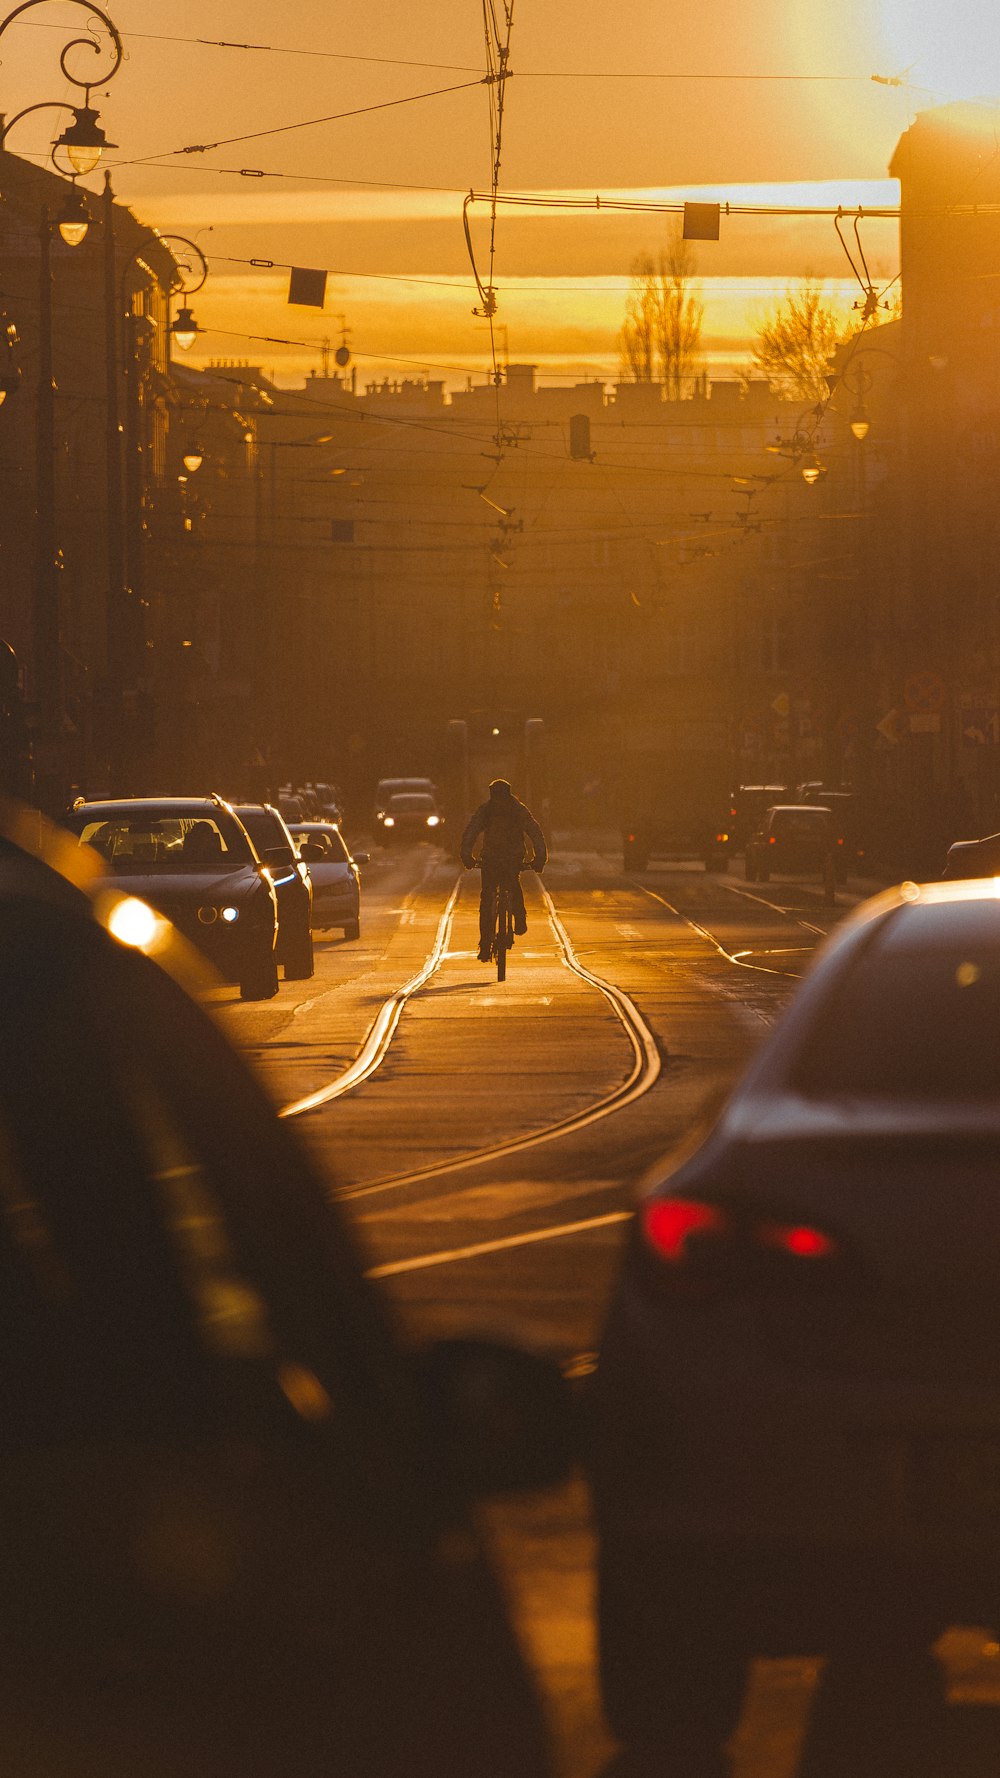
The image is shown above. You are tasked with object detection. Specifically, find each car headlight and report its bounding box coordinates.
[426,815,440,827]
[383,816,395,827]
[197,904,219,925]
[221,905,239,923]
[105,895,166,952]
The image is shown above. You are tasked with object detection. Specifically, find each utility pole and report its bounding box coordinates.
[103,170,129,791]
[32,205,63,813]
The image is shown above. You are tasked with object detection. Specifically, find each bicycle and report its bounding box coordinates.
[489,873,516,981]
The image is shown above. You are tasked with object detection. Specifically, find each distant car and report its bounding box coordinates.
[725,784,788,852]
[234,804,314,980]
[377,792,445,845]
[0,815,572,1778]
[943,831,1000,879]
[798,786,867,872]
[290,821,367,940]
[374,776,438,821]
[590,878,1000,1762]
[64,794,280,1000]
[745,803,846,884]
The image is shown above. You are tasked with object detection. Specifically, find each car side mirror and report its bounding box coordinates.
[417,1337,576,1498]
[352,851,370,866]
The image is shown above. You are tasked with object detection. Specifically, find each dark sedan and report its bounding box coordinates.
[590,880,1000,1771]
[233,802,314,979]
[65,795,280,999]
[745,802,846,884]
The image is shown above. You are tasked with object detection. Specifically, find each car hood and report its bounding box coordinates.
[98,864,262,902]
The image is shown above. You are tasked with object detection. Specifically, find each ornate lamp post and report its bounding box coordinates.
[0,0,122,809]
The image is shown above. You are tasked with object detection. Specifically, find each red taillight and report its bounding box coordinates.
[836,836,845,847]
[715,831,729,844]
[757,1222,839,1261]
[642,1197,730,1261]
[628,832,636,843]
[642,1197,842,1281]
[768,835,777,844]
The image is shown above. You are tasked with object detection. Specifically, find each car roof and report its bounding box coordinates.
[72,796,231,813]
[719,877,1000,1140]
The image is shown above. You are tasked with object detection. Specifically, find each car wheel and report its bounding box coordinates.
[343,919,360,941]
[745,858,757,882]
[598,1563,752,1758]
[239,947,279,1001]
[283,923,315,980]
[758,866,770,883]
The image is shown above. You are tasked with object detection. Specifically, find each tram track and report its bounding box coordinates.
[279,873,662,1201]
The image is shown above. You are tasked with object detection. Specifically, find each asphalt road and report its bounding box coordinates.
[213,837,1000,1778]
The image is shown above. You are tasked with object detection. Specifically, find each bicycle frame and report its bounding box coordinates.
[491,876,515,982]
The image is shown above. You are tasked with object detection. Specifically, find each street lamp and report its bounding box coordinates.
[55,181,91,246]
[0,1,122,169]
[170,305,202,351]
[0,318,20,405]
[182,443,205,474]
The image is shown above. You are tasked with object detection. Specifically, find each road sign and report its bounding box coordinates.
[875,708,906,744]
[903,670,946,715]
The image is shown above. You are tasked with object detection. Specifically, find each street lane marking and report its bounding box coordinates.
[366,1209,632,1278]
[719,879,828,935]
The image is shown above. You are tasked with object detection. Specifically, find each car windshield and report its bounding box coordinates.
[77,814,251,871]
[388,795,435,812]
[790,903,1000,1101]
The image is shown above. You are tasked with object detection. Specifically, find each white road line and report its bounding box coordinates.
[366,1209,632,1278]
[719,878,828,935]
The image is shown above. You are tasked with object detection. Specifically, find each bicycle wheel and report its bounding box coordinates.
[495,883,510,982]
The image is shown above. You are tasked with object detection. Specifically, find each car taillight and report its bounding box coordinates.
[643,1197,732,1261]
[715,831,729,844]
[641,1196,844,1287]
[768,835,777,844]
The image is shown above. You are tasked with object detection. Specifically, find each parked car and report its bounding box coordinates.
[0,811,573,1778]
[234,803,314,980]
[378,791,445,845]
[590,878,1000,1765]
[64,795,280,1000]
[745,803,846,884]
[290,821,367,939]
[942,830,1000,879]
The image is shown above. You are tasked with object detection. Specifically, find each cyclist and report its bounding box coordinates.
[460,778,548,963]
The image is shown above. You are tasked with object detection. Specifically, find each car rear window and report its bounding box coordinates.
[790,903,1000,1100]
[772,810,830,837]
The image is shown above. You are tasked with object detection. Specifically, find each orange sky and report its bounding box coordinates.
[3,1,997,386]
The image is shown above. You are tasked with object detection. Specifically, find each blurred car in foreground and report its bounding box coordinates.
[943,830,1000,879]
[65,795,280,1000]
[233,802,314,980]
[590,879,1000,1766]
[745,802,846,884]
[378,791,445,845]
[290,820,367,939]
[0,812,572,1778]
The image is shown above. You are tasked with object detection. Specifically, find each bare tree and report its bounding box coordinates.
[751,281,842,402]
[619,232,703,396]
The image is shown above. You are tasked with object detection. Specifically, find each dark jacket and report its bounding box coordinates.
[460,794,547,871]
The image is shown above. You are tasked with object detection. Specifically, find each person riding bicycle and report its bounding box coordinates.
[460,779,547,964]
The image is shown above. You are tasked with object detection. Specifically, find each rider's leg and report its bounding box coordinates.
[510,872,527,935]
[478,867,497,960]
